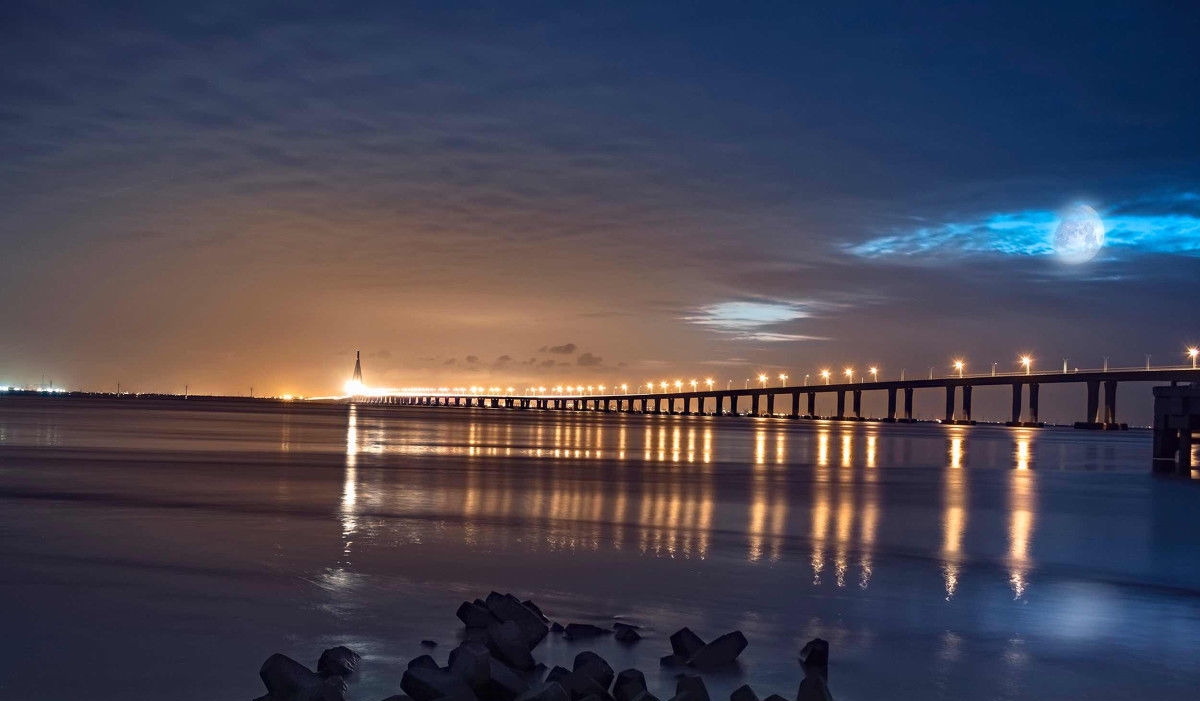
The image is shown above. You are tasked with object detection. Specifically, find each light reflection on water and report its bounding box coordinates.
[335,408,1052,598]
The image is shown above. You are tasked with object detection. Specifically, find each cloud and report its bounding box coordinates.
[465,355,479,364]
[539,359,556,368]
[576,352,602,366]
[544,343,577,354]
[844,193,1200,262]
[443,358,456,365]
[684,300,827,342]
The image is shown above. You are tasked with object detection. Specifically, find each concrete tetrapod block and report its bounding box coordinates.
[687,631,747,669]
[572,651,614,690]
[487,620,537,671]
[400,666,479,701]
[668,628,705,660]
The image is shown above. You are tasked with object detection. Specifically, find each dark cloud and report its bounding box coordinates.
[465,355,479,364]
[539,359,556,368]
[576,352,602,367]
[544,343,577,355]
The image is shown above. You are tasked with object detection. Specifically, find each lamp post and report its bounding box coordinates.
[869,366,878,382]
[1020,356,1032,375]
[778,373,788,387]
[1188,348,1198,369]
[758,374,768,389]
[821,370,831,385]
[954,360,964,378]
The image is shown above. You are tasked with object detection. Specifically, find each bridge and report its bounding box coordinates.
[372,366,1200,430]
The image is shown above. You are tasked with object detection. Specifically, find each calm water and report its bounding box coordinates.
[1,397,1198,700]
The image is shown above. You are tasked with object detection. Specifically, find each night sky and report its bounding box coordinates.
[2,1,1198,404]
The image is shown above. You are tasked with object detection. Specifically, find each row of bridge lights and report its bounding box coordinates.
[466,349,1199,396]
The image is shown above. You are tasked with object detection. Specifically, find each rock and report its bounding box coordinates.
[550,622,565,634]
[400,666,478,701]
[674,675,710,701]
[579,695,604,701]
[563,623,610,640]
[408,655,440,671]
[629,692,661,701]
[487,619,537,670]
[558,670,615,701]
[612,669,646,701]
[794,679,833,701]
[659,654,685,668]
[317,646,361,679]
[729,685,758,701]
[459,601,500,629]
[421,640,438,648]
[259,653,347,701]
[449,643,492,689]
[572,651,614,689]
[485,592,550,646]
[614,627,641,644]
[762,695,790,701]
[515,681,570,701]
[379,696,412,701]
[688,631,747,669]
[480,656,532,701]
[668,628,705,660]
[527,663,548,684]
[545,666,572,686]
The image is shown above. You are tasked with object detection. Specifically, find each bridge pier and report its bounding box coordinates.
[791,392,801,419]
[852,390,862,419]
[807,392,816,418]
[1153,384,1199,475]
[1030,383,1040,424]
[902,387,914,421]
[963,385,973,423]
[752,394,760,416]
[886,387,897,421]
[766,394,774,416]
[944,385,955,423]
[683,396,692,415]
[1076,379,1126,429]
[835,390,846,420]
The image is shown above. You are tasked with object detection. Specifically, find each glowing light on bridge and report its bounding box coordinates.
[778,373,788,386]
[869,367,878,381]
[705,378,714,390]
[1020,355,1033,375]
[821,369,831,384]
[758,374,768,388]
[953,360,965,378]
[1189,347,1199,368]
[843,368,854,381]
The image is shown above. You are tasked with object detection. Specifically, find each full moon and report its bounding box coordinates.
[1052,204,1105,264]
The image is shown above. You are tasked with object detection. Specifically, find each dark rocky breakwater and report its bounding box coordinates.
[251,593,834,701]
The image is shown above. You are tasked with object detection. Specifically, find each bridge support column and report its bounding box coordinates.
[652,397,660,414]
[1104,381,1118,425]
[683,397,692,414]
[852,390,862,419]
[903,388,914,421]
[807,392,816,418]
[962,385,973,423]
[766,394,774,416]
[1029,383,1040,425]
[944,385,956,423]
[752,394,760,416]
[791,393,801,419]
[1009,384,1023,425]
[1085,380,1101,426]
[836,391,845,419]
[886,387,897,421]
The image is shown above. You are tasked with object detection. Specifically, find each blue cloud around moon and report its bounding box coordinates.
[845,192,1200,261]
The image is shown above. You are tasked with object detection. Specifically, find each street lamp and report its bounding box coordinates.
[621,383,628,394]
[705,378,714,390]
[844,368,854,383]
[803,373,809,385]
[778,373,788,386]
[646,382,655,392]
[674,380,683,392]
[821,369,831,384]
[690,379,698,391]
[660,381,669,391]
[868,366,878,382]
[953,360,964,378]
[758,374,768,388]
[1189,347,1199,368]
[1020,355,1032,375]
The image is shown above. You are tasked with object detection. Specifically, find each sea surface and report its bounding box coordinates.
[0,396,1198,700]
